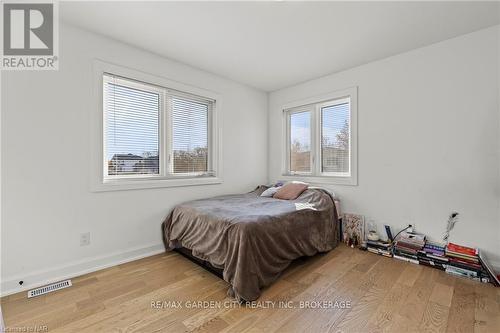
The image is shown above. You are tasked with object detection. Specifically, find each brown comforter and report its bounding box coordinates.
[162,186,339,301]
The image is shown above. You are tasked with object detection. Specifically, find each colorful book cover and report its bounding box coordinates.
[424,241,446,251]
[447,243,479,256]
[424,248,445,256]
[449,257,482,270]
[446,251,479,263]
[446,266,478,278]
[394,250,418,260]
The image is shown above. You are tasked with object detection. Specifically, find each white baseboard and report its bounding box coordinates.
[1,243,164,297]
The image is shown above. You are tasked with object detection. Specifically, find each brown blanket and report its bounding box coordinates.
[162,186,339,301]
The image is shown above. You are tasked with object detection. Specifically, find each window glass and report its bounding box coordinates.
[172,97,209,174]
[105,79,160,177]
[289,111,311,173]
[321,102,350,174]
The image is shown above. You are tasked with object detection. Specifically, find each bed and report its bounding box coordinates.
[162,185,340,301]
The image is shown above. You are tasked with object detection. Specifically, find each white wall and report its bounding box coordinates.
[497,23,500,269]
[269,26,500,268]
[497,17,500,272]
[496,22,500,270]
[0,24,268,295]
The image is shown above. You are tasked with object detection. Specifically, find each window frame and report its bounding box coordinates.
[91,60,222,192]
[282,87,358,186]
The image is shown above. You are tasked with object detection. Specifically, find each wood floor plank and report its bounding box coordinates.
[429,282,454,307]
[398,265,437,323]
[277,252,386,332]
[2,245,499,333]
[329,255,404,332]
[396,263,423,287]
[364,282,413,332]
[219,270,322,332]
[419,301,450,333]
[474,282,500,333]
[446,278,475,333]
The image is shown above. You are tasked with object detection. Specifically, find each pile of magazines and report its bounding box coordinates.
[393,231,426,264]
[363,227,499,287]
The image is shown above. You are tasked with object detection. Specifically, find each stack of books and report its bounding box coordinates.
[417,241,448,270]
[360,226,500,287]
[393,231,426,264]
[445,243,490,282]
[366,240,392,257]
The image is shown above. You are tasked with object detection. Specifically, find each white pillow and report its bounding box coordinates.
[260,186,282,197]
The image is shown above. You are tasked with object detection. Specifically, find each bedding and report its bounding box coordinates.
[273,182,308,200]
[162,185,339,301]
[260,185,282,197]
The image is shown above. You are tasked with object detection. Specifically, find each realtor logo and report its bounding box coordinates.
[1,1,58,70]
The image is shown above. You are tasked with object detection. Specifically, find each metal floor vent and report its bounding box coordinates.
[27,279,72,298]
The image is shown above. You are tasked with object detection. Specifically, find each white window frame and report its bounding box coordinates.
[91,60,223,191]
[282,87,358,186]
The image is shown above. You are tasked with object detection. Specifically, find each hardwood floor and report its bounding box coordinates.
[2,245,499,332]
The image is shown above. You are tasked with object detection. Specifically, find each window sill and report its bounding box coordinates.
[280,174,357,186]
[91,176,223,192]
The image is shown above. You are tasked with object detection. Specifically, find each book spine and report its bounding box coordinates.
[449,258,482,270]
[394,250,418,260]
[424,248,445,256]
[419,253,449,263]
[367,243,391,250]
[418,259,446,270]
[445,269,481,282]
[367,247,392,257]
[446,266,478,277]
[394,254,419,265]
[425,244,445,251]
[447,243,478,256]
[396,241,424,250]
[446,251,479,264]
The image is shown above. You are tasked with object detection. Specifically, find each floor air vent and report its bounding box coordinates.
[27,279,72,298]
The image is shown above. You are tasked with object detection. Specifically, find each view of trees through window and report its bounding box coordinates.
[289,101,350,174]
[172,97,208,174]
[290,111,311,172]
[321,102,350,173]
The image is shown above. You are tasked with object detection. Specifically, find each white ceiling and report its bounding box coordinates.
[61,1,500,92]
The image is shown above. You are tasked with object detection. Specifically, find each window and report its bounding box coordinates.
[171,96,209,174]
[290,110,311,173]
[104,75,162,178]
[96,67,221,191]
[283,88,357,185]
[321,101,350,175]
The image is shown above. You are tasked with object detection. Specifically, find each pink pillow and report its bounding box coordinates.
[273,183,308,200]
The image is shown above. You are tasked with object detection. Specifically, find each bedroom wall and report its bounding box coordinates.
[0,23,268,295]
[497,20,500,272]
[268,26,500,268]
